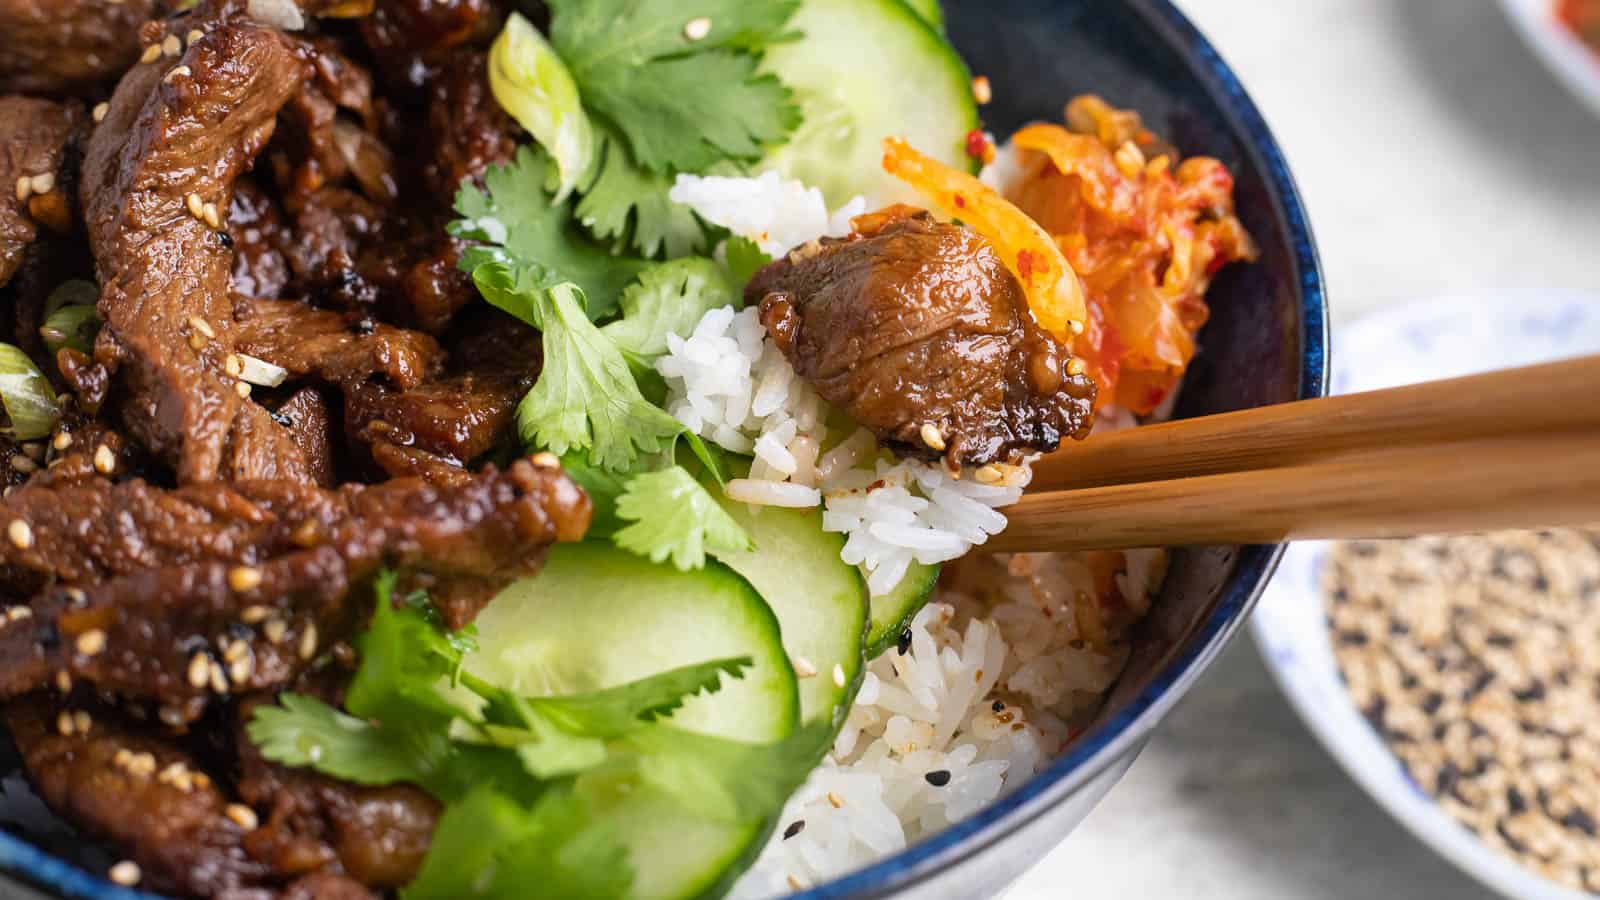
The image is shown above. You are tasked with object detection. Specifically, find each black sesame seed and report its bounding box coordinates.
[353,318,377,336]
[215,230,234,249]
[1507,787,1527,815]
[991,700,1005,712]
[896,627,912,656]
[782,820,805,840]
[924,769,951,787]
[270,411,294,428]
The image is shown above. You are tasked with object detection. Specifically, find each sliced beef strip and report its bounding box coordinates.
[271,387,338,488]
[0,97,82,290]
[358,0,505,93]
[0,459,591,715]
[423,51,519,202]
[228,179,293,299]
[4,692,277,897]
[749,208,1098,467]
[0,0,161,97]
[81,16,314,484]
[233,298,443,391]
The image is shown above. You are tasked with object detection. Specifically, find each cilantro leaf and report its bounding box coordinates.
[514,282,685,471]
[530,656,752,737]
[403,784,632,900]
[548,0,802,173]
[576,132,707,258]
[247,694,445,787]
[600,722,832,823]
[722,236,773,289]
[613,466,753,570]
[601,258,736,360]
[451,146,645,320]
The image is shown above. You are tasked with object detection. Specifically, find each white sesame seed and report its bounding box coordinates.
[264,617,287,644]
[222,639,248,663]
[185,193,205,222]
[52,431,72,451]
[208,661,227,694]
[186,28,204,45]
[223,354,242,377]
[683,16,711,40]
[298,622,317,661]
[827,791,845,808]
[16,176,31,203]
[202,202,221,230]
[1066,357,1087,377]
[920,423,946,451]
[10,455,37,474]
[30,172,55,195]
[76,629,106,657]
[93,444,115,475]
[1068,318,1085,335]
[228,566,262,592]
[7,606,31,622]
[228,654,252,686]
[158,706,184,727]
[974,465,1003,484]
[234,380,251,399]
[831,663,846,688]
[65,587,86,605]
[8,519,33,549]
[54,671,70,693]
[56,710,74,736]
[73,710,92,734]
[307,744,323,762]
[530,451,560,468]
[108,860,141,886]
[788,875,806,891]
[187,652,209,688]
[139,43,161,64]
[225,803,259,831]
[241,604,271,624]
[162,34,181,57]
[163,64,191,84]
[792,656,817,678]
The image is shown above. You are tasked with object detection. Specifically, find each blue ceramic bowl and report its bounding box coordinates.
[0,1,1325,898]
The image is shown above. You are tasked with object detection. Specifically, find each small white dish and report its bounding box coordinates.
[1250,290,1600,900]
[1499,0,1600,119]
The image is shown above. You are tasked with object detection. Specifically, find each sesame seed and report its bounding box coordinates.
[185,192,205,221]
[782,819,806,840]
[187,652,209,688]
[192,772,210,789]
[158,706,184,728]
[7,606,32,621]
[307,744,323,762]
[8,519,33,549]
[93,444,115,475]
[228,566,262,592]
[831,663,846,688]
[162,34,181,57]
[924,769,952,787]
[113,749,131,768]
[55,671,71,693]
[787,875,806,892]
[920,422,946,451]
[139,43,161,64]
[792,655,817,678]
[163,65,191,83]
[228,654,252,686]
[186,28,204,44]
[234,381,251,399]
[1066,357,1087,377]
[298,622,318,661]
[73,710,92,734]
[264,617,287,644]
[683,16,712,40]
[208,661,227,694]
[225,803,259,831]
[1068,319,1086,336]
[75,628,106,657]
[827,791,844,808]
[971,75,992,105]
[241,604,271,624]
[56,710,74,736]
[530,451,560,468]
[10,455,36,474]
[222,639,247,663]
[202,202,221,230]
[30,172,55,195]
[187,314,215,339]
[108,860,141,886]
[65,587,86,605]
[15,176,32,203]
[973,465,1003,484]
[223,354,242,377]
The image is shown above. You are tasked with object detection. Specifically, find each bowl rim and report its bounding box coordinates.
[0,1,1328,898]
[789,0,1329,896]
[1496,0,1600,121]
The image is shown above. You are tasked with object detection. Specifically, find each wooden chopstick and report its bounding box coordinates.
[988,431,1600,553]
[1027,355,1600,493]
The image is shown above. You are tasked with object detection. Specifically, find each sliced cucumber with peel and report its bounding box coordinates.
[864,562,941,658]
[467,544,797,900]
[759,0,978,207]
[711,493,868,729]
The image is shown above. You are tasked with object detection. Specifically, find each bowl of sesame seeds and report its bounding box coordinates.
[1252,289,1600,900]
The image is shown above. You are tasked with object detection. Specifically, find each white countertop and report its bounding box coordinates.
[1010,1,1600,897]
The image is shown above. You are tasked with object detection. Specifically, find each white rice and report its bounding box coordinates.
[664,171,1168,897]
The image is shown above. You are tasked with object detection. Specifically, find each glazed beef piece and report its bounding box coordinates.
[0,459,591,718]
[749,208,1098,467]
[233,299,444,391]
[271,387,339,487]
[359,0,505,92]
[0,0,162,97]
[0,97,82,290]
[227,180,294,299]
[424,52,520,201]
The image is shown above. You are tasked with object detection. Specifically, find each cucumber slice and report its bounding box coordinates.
[467,544,798,900]
[864,562,942,658]
[759,0,978,207]
[711,497,868,729]
[903,0,945,32]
